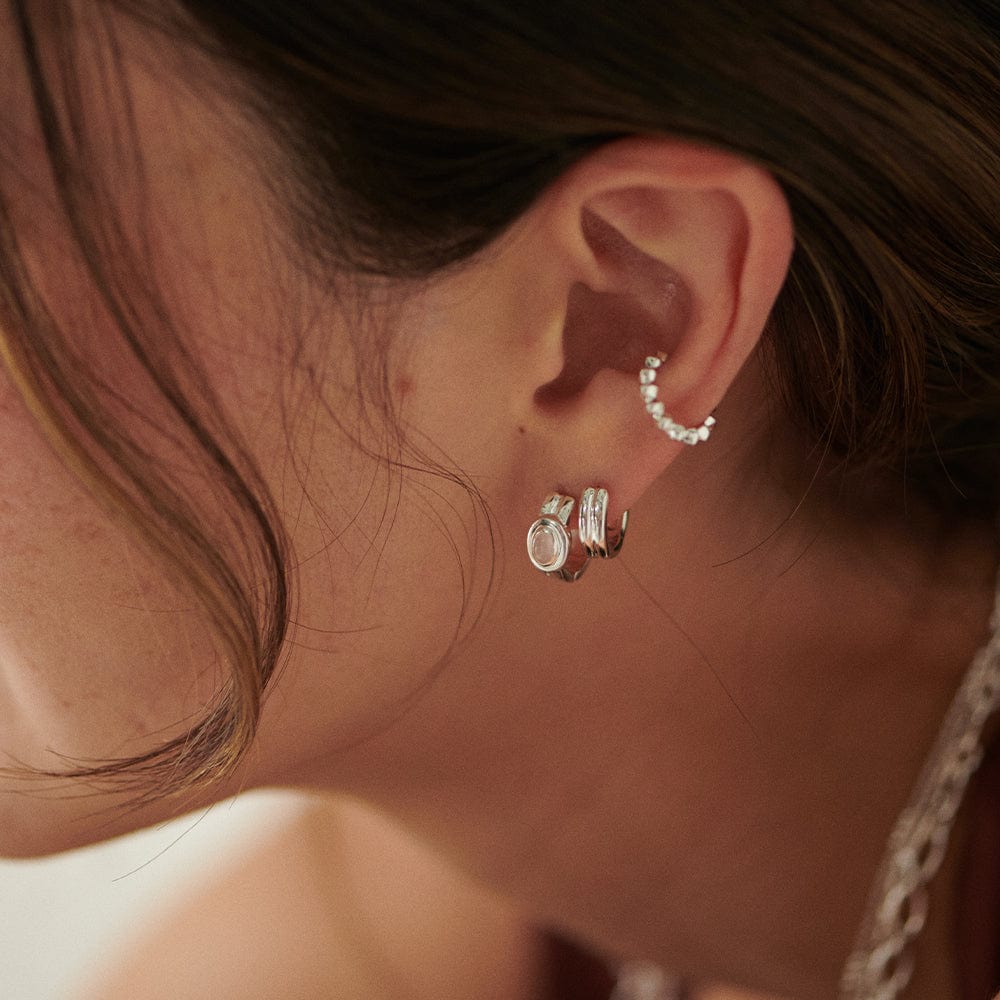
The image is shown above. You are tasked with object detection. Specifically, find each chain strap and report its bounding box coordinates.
[606,576,1000,1000]
[608,578,1000,1000]
[839,581,1000,999]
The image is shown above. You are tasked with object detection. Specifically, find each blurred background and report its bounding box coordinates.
[0,789,312,1000]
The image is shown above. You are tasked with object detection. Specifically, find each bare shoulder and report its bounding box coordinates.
[76,795,544,1000]
[75,797,360,1000]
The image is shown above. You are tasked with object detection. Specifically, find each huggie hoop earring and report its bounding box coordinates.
[526,494,589,582]
[640,353,716,445]
[579,487,629,559]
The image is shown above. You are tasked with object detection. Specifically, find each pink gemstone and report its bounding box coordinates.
[530,524,558,567]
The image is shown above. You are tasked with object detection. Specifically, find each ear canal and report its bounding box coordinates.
[535,211,692,408]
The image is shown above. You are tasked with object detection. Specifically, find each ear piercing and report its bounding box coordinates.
[526,493,589,582]
[527,489,628,582]
[579,487,628,559]
[527,352,711,580]
[640,353,716,445]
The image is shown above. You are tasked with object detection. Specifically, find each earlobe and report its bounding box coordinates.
[514,135,794,526]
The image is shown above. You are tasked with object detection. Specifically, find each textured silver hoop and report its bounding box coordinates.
[526,493,589,582]
[639,353,716,445]
[579,487,629,559]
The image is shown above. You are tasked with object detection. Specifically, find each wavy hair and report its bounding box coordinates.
[1,0,997,794]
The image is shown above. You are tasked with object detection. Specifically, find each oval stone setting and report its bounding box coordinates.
[526,517,570,572]
[531,524,558,565]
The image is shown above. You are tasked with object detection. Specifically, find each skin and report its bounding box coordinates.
[77,797,552,1000]
[1,9,997,999]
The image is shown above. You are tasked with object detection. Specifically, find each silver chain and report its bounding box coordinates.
[609,575,1000,1000]
[839,578,1000,999]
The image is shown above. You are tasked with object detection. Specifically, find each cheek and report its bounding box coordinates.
[0,386,219,771]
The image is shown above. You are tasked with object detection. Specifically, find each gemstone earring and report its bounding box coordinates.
[640,353,716,445]
[526,493,589,582]
[527,489,629,581]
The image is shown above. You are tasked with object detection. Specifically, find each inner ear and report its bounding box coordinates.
[535,209,691,406]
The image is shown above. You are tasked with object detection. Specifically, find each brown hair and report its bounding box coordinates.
[1,0,998,795]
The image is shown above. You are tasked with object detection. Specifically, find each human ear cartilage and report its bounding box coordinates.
[639,354,716,445]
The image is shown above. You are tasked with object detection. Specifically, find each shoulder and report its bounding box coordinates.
[75,795,545,1000]
[76,798,357,1000]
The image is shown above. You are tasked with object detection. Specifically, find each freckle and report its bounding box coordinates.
[518,425,526,435]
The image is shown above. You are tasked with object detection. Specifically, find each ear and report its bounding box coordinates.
[507,136,794,513]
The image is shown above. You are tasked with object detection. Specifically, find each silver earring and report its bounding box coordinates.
[526,493,589,582]
[578,487,628,559]
[639,353,716,445]
[527,489,629,581]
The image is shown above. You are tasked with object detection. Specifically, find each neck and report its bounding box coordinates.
[291,394,999,999]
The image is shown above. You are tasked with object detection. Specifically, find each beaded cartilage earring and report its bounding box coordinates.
[639,353,716,445]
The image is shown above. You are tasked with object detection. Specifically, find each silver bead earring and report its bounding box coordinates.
[640,353,716,445]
